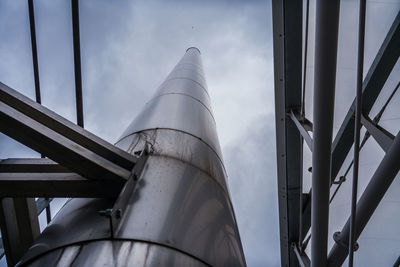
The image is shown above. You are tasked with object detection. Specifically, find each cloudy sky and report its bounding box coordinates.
[0,1,278,266]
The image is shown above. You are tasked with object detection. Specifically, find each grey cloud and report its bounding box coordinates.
[224,114,280,267]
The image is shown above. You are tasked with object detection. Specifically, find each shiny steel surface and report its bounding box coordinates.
[119,93,222,158]
[114,156,244,266]
[25,241,207,267]
[118,48,222,159]
[154,78,212,111]
[116,129,228,191]
[19,48,246,266]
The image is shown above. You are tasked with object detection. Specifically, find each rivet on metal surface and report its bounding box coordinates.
[332,175,346,185]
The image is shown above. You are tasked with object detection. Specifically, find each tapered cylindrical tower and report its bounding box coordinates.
[17,48,246,267]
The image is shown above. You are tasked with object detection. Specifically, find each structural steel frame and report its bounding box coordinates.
[273,0,400,266]
[0,1,398,266]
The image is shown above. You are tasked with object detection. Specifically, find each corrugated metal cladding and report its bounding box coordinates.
[17,48,246,267]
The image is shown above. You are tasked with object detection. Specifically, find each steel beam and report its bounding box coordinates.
[0,198,39,266]
[331,10,400,182]
[0,82,136,171]
[0,101,131,181]
[293,243,311,267]
[0,158,69,173]
[361,115,394,153]
[71,0,84,127]
[28,0,41,105]
[301,10,400,242]
[0,173,124,198]
[289,111,313,152]
[311,0,340,266]
[272,0,303,266]
[327,132,400,267]
[348,1,366,265]
[36,198,53,215]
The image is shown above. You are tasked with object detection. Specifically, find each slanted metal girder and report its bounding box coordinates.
[272,0,303,266]
[361,114,394,152]
[331,10,400,181]
[301,10,400,241]
[289,111,313,152]
[327,132,400,267]
[0,82,137,181]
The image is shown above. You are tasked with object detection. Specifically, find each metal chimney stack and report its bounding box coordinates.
[17,48,246,267]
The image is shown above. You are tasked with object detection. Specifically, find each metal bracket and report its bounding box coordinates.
[99,143,151,239]
[361,114,394,153]
[288,110,313,151]
[292,242,310,267]
[333,231,359,252]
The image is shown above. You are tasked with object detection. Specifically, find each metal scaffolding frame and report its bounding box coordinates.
[273,0,400,266]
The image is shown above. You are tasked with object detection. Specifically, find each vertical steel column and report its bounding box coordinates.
[348,0,366,266]
[71,0,84,127]
[328,132,400,267]
[311,0,340,266]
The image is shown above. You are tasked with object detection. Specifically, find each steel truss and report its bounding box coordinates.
[273,0,400,266]
[0,82,142,265]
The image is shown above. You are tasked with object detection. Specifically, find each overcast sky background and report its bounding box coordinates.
[0,1,278,266]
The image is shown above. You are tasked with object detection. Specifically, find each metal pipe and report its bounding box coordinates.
[328,132,400,267]
[71,0,84,127]
[348,0,366,266]
[311,0,340,266]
